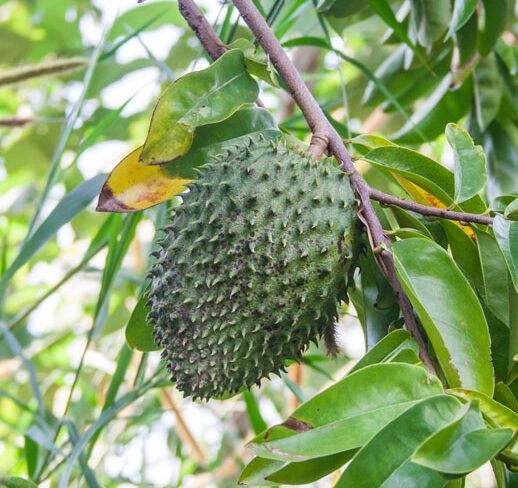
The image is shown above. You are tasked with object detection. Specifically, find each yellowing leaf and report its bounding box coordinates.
[96,147,190,213]
[394,175,475,239]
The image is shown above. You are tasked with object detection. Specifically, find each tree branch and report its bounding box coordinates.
[369,189,494,226]
[179,0,435,373]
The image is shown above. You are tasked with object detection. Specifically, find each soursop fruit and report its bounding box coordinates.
[147,137,360,400]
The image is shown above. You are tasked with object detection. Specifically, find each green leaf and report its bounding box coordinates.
[391,75,472,144]
[392,238,494,395]
[140,49,258,165]
[239,452,355,486]
[348,249,401,348]
[413,400,513,475]
[440,219,483,290]
[363,146,487,215]
[495,382,518,413]
[266,451,355,484]
[248,363,443,461]
[505,198,518,220]
[447,0,479,37]
[0,477,38,488]
[125,293,158,352]
[163,108,279,179]
[239,457,282,486]
[455,10,479,66]
[336,395,462,487]
[242,390,267,435]
[409,0,452,46]
[493,216,518,293]
[479,0,508,57]
[226,38,278,86]
[446,123,487,203]
[476,228,511,324]
[0,174,106,294]
[389,206,433,238]
[473,53,503,131]
[349,329,420,374]
[449,389,518,463]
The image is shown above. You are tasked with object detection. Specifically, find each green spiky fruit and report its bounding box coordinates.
[147,137,360,400]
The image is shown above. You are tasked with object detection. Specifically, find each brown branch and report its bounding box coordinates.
[231,0,435,373]
[179,0,435,373]
[370,189,494,226]
[0,58,88,87]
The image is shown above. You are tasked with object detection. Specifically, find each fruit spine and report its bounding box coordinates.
[147,136,359,400]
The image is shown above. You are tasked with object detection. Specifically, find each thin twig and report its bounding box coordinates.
[370,189,494,226]
[0,58,88,87]
[178,0,435,372]
[231,0,435,373]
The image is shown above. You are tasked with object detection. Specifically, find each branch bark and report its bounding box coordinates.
[369,189,494,226]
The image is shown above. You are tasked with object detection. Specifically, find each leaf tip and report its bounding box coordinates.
[96,184,133,213]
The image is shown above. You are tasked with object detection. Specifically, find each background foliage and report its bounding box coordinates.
[0,0,517,487]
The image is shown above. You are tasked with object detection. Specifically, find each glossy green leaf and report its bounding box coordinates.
[348,250,401,349]
[413,400,513,474]
[479,0,508,57]
[226,38,278,86]
[140,49,258,165]
[476,228,511,324]
[336,395,462,487]
[351,134,396,150]
[363,145,487,214]
[266,451,355,484]
[0,174,106,294]
[239,451,354,486]
[242,390,267,435]
[388,228,430,239]
[162,108,279,179]
[449,389,518,463]
[389,206,433,238]
[440,219,483,290]
[493,215,518,293]
[455,10,479,67]
[409,0,451,46]
[391,75,472,144]
[493,196,518,212]
[239,457,282,486]
[446,123,487,203]
[125,293,158,352]
[473,53,503,131]
[447,0,479,36]
[248,363,443,461]
[392,238,494,395]
[349,329,420,374]
[0,477,38,488]
[505,199,518,220]
[495,382,518,413]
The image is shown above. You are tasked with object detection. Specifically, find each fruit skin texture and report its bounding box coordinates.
[147,137,360,400]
